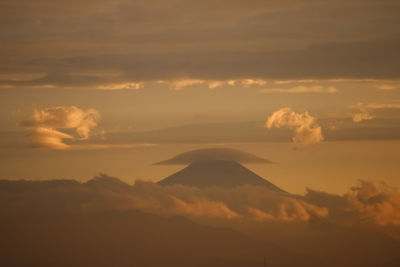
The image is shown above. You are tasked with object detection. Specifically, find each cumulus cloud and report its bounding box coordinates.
[265,107,323,147]
[20,106,100,149]
[154,147,273,165]
[260,85,337,94]
[346,181,400,226]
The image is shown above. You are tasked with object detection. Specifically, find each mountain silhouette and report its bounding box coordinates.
[158,160,284,192]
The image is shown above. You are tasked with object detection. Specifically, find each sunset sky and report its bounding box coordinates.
[1,0,400,194]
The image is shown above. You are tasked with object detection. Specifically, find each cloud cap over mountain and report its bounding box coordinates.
[154,147,273,165]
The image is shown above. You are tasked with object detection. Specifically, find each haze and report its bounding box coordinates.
[1,0,400,266]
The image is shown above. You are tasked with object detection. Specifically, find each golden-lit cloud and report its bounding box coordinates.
[5,174,400,227]
[260,85,337,94]
[27,127,74,150]
[158,79,205,90]
[352,109,374,123]
[248,198,328,222]
[265,107,323,147]
[240,79,267,87]
[97,82,143,90]
[156,78,268,90]
[169,195,240,219]
[346,181,400,226]
[207,81,224,89]
[377,84,398,91]
[20,106,100,149]
[351,102,400,123]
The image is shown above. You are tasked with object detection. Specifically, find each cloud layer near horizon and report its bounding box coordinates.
[2,175,400,266]
[1,175,400,229]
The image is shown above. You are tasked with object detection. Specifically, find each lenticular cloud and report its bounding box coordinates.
[20,106,100,149]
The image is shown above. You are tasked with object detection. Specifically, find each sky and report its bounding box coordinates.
[1,0,400,194]
[1,2,400,266]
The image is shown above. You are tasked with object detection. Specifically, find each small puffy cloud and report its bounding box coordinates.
[20,106,100,149]
[154,147,273,165]
[260,85,337,94]
[352,109,374,123]
[265,107,323,147]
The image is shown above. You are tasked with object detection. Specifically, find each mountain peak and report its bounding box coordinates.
[158,159,284,192]
[154,147,273,165]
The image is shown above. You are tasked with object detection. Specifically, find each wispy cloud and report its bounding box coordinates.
[377,84,398,91]
[351,102,400,123]
[260,85,337,94]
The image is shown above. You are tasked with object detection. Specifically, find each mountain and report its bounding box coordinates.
[158,160,284,192]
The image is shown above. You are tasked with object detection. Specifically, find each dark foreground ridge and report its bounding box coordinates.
[158,160,284,192]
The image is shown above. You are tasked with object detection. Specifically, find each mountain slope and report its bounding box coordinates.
[158,160,284,192]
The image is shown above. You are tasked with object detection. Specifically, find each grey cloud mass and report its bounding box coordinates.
[0,0,400,89]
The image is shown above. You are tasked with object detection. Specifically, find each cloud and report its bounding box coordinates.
[240,79,268,87]
[1,176,399,267]
[155,79,268,90]
[346,181,400,226]
[248,198,328,222]
[154,147,273,165]
[158,79,205,90]
[265,107,323,147]
[1,0,400,90]
[351,102,400,123]
[96,82,143,90]
[27,127,74,149]
[20,106,100,149]
[377,84,398,91]
[352,109,374,123]
[169,195,239,219]
[4,174,400,228]
[207,80,224,89]
[260,85,337,94]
